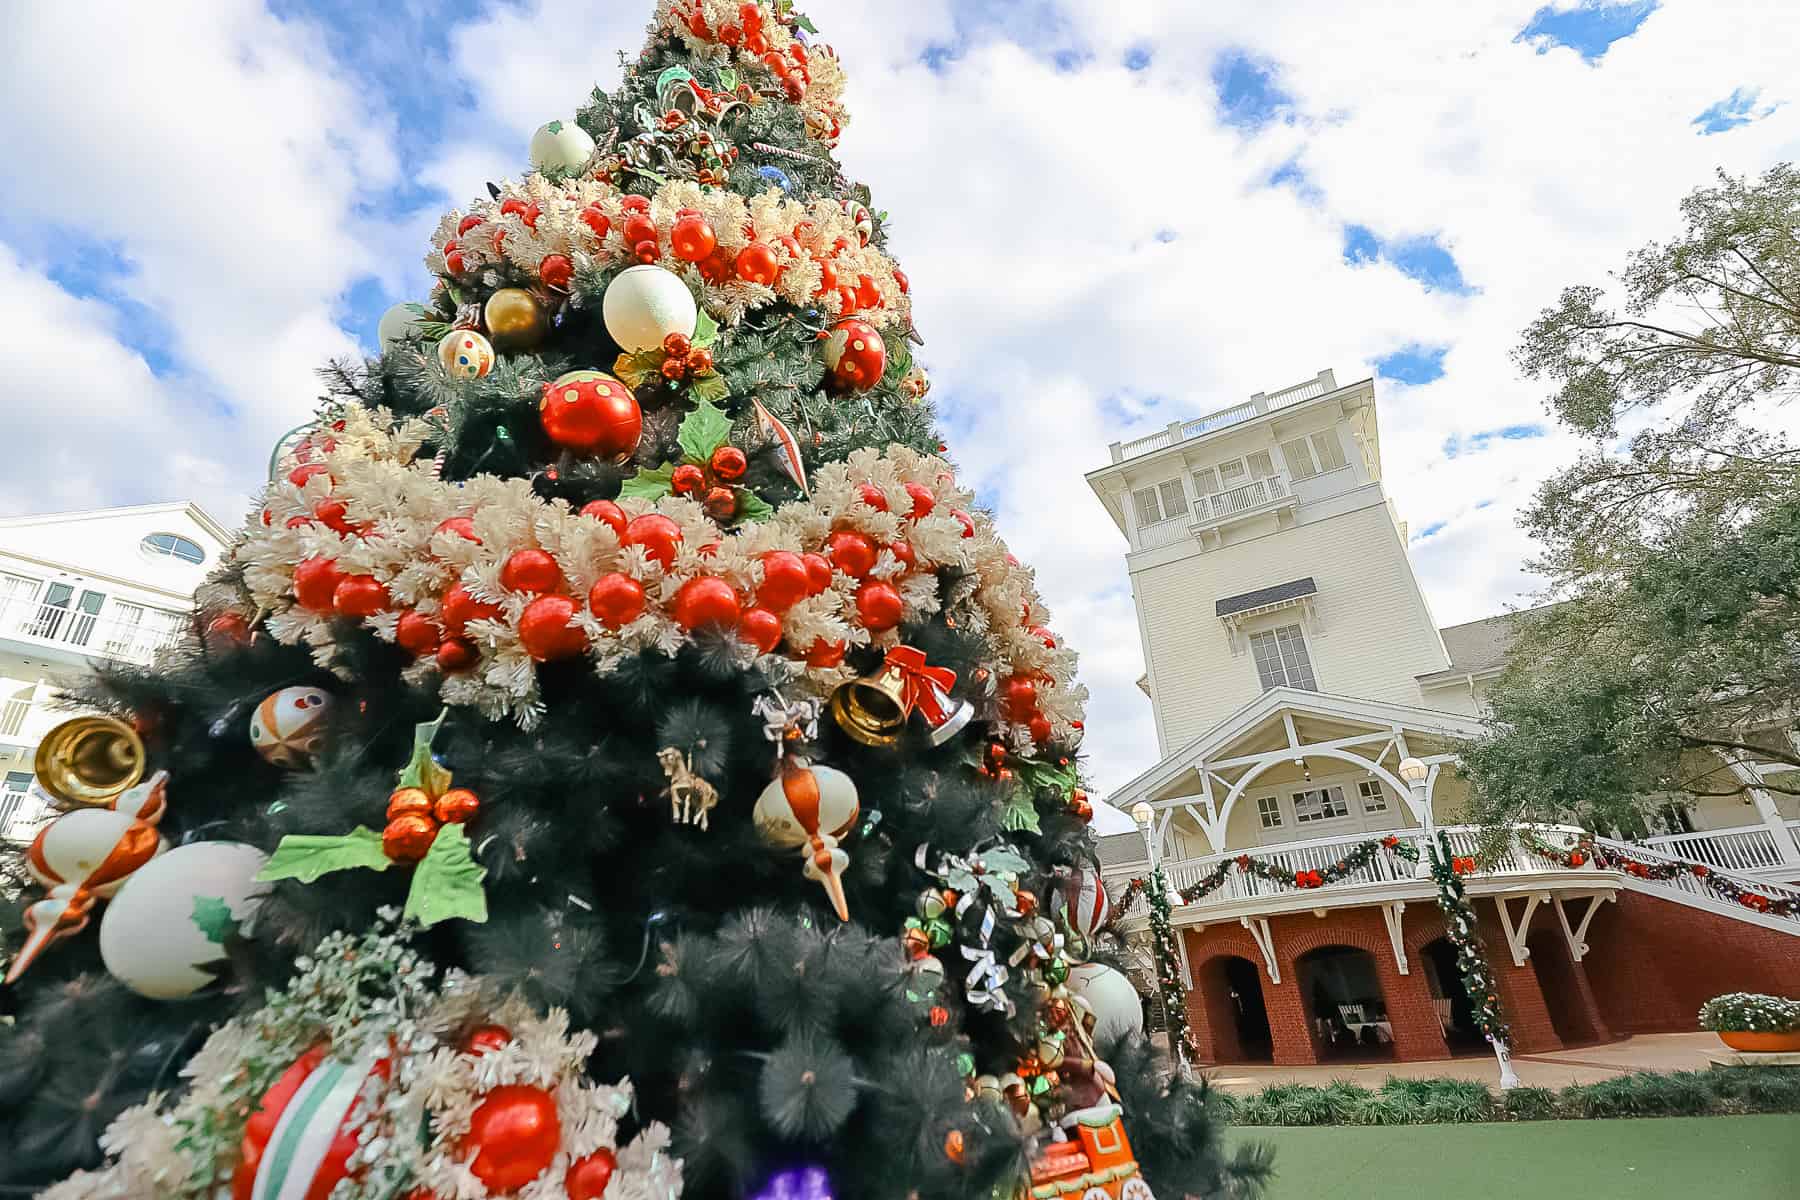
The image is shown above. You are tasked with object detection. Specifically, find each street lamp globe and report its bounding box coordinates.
[1130,801,1155,828]
[1398,756,1429,785]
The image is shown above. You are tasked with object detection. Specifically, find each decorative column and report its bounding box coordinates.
[1132,802,1194,1066]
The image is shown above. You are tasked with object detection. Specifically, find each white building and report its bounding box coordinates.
[1085,370,1800,1067]
[0,503,231,842]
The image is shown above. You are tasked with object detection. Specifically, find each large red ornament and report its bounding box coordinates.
[802,552,834,593]
[623,513,683,568]
[384,813,438,863]
[579,499,629,538]
[441,584,501,636]
[857,482,888,512]
[758,551,811,611]
[294,557,344,613]
[565,1149,618,1200]
[671,576,741,631]
[518,595,587,661]
[588,573,646,628]
[856,581,904,631]
[804,638,846,668]
[464,1024,513,1055]
[313,498,356,535]
[233,1046,327,1200]
[540,371,642,459]
[1027,713,1054,744]
[333,575,389,618]
[466,1084,562,1193]
[205,611,252,649]
[827,530,877,579]
[822,318,887,392]
[738,606,783,653]
[670,215,718,262]
[500,548,563,594]
[540,254,573,291]
[904,482,935,518]
[736,241,779,285]
[395,610,442,657]
[1000,676,1039,720]
[434,516,480,544]
[436,637,478,672]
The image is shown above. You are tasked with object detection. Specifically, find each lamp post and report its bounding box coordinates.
[1132,802,1192,1065]
[1398,755,1432,843]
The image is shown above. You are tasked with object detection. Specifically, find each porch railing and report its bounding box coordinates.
[1110,371,1340,463]
[0,598,183,667]
[1639,824,1790,873]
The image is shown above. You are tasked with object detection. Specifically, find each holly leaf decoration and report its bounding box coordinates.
[692,307,720,349]
[942,865,979,896]
[734,490,775,523]
[794,12,819,33]
[396,710,452,796]
[545,119,565,134]
[404,823,488,927]
[256,828,392,884]
[677,397,733,463]
[619,464,676,501]
[998,788,1042,835]
[689,373,730,404]
[190,895,239,945]
[1013,757,1081,795]
[980,847,1033,881]
[716,68,739,94]
[614,350,663,389]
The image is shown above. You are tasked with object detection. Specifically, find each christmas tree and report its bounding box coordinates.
[0,5,1266,1198]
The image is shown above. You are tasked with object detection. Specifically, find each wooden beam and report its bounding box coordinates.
[1381,902,1409,975]
[1240,916,1281,984]
[1493,894,1544,966]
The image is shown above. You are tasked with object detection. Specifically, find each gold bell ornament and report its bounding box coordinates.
[830,646,974,748]
[34,715,145,806]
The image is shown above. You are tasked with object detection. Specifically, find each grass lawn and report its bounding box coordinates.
[1234,1114,1800,1199]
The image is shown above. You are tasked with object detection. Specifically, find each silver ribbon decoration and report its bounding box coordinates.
[960,943,1014,1016]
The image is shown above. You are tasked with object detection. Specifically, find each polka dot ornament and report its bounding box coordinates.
[437,330,495,380]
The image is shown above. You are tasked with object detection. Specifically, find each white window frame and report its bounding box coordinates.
[1292,785,1351,824]
[140,532,206,565]
[1357,779,1389,813]
[1255,794,1283,829]
[1249,623,1318,692]
[1131,478,1190,528]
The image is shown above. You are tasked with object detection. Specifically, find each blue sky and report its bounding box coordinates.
[3,0,1797,797]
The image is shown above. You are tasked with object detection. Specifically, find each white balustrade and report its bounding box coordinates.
[0,598,183,667]
[1134,517,1191,551]
[1588,833,1800,923]
[1640,825,1786,872]
[1113,372,1340,462]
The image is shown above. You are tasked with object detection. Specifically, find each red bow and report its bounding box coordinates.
[885,646,959,726]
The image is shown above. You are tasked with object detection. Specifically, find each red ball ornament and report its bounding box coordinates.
[888,540,916,571]
[702,486,737,520]
[313,498,355,535]
[857,482,889,512]
[288,462,331,488]
[434,787,481,824]
[814,259,838,296]
[204,612,251,648]
[685,346,713,374]
[540,371,643,460]
[663,331,692,358]
[500,548,562,594]
[737,606,783,653]
[436,637,478,672]
[579,499,628,538]
[735,242,779,285]
[565,1149,618,1200]
[441,583,501,636]
[856,273,882,309]
[293,557,344,613]
[1000,676,1039,720]
[633,240,659,264]
[710,445,747,480]
[383,813,438,863]
[855,580,904,631]
[894,267,910,294]
[620,194,651,214]
[434,516,480,544]
[623,513,683,568]
[588,572,646,628]
[903,482,935,518]
[757,551,811,611]
[1027,712,1054,743]
[671,576,741,631]
[670,215,717,262]
[332,575,388,617]
[539,254,574,290]
[671,463,706,495]
[623,214,658,247]
[518,595,587,661]
[822,318,887,392]
[827,530,878,579]
[579,205,609,239]
[802,552,834,593]
[466,1084,562,1193]
[950,509,976,538]
[804,637,847,668]
[458,214,483,236]
[464,1025,513,1055]
[500,197,528,218]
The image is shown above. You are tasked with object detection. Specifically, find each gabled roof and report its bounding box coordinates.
[0,501,234,547]
[1216,576,1316,617]
[1420,603,1560,684]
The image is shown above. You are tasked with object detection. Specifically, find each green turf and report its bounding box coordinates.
[1233,1114,1800,1199]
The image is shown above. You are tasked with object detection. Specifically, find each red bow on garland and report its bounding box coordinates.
[885,646,959,726]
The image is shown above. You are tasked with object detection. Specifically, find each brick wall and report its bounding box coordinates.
[1581,891,1800,1034]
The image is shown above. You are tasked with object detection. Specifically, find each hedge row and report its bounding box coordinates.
[1224,1067,1800,1126]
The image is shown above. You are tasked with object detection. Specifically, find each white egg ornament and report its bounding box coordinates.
[1061,864,1110,944]
[376,303,426,351]
[437,329,495,380]
[98,841,268,998]
[1068,961,1144,1047]
[249,687,333,769]
[601,264,699,354]
[528,119,597,173]
[753,760,860,922]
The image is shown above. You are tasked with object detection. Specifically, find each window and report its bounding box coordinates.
[1217,459,1248,489]
[1249,624,1318,691]
[1246,450,1277,479]
[1255,795,1283,829]
[1357,779,1389,813]
[0,772,32,835]
[1130,479,1190,527]
[1191,466,1218,496]
[141,532,206,565]
[1278,431,1349,480]
[1310,430,1347,472]
[1293,785,1350,823]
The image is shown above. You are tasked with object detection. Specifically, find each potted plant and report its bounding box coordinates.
[1698,992,1800,1052]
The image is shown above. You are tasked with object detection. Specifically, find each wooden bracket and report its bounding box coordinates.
[1240,915,1280,984]
[1552,892,1614,962]
[1493,893,1546,966]
[1382,902,1409,975]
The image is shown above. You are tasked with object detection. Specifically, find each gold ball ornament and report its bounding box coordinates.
[484,287,547,351]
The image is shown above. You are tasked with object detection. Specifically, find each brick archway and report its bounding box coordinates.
[1191,954,1272,1064]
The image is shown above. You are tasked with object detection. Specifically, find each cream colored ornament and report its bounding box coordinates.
[602,265,698,353]
[376,303,426,351]
[98,841,268,998]
[528,119,596,173]
[249,687,333,769]
[753,759,859,922]
[437,329,495,380]
[1067,961,1143,1046]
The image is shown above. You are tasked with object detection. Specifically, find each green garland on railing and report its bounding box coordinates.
[1424,834,1511,1050]
[1144,866,1195,1065]
[1521,831,1800,917]
[1114,835,1421,912]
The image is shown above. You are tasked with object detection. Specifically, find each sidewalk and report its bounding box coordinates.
[1202,1032,1729,1093]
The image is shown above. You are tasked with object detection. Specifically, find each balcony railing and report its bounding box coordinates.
[1203,475,1289,522]
[1110,370,1339,463]
[1639,824,1792,873]
[0,598,183,667]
